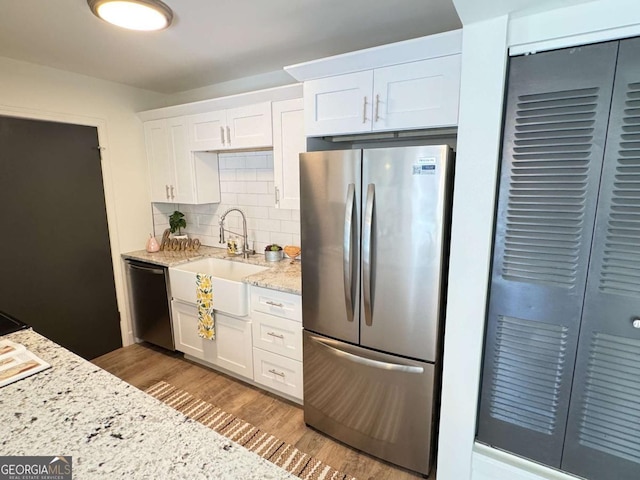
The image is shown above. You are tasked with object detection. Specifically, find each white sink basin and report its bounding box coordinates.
[169,258,268,316]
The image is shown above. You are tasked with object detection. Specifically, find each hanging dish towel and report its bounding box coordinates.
[196,273,215,340]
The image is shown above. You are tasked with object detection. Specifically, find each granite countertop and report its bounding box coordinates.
[122,247,301,295]
[1,329,296,480]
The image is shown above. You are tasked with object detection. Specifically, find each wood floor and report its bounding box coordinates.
[93,343,427,480]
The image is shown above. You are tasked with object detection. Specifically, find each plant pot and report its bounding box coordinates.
[171,234,189,241]
[265,250,283,262]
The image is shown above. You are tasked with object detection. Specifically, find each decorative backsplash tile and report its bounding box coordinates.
[152,151,300,253]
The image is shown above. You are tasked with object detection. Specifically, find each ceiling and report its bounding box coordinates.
[0,0,461,94]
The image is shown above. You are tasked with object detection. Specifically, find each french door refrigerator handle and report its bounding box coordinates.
[363,183,375,326]
[343,183,356,322]
[310,335,424,374]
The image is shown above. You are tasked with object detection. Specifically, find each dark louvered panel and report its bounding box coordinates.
[599,83,640,297]
[503,88,595,288]
[577,333,640,463]
[489,316,569,435]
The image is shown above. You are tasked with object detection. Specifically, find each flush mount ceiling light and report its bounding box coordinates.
[87,0,173,31]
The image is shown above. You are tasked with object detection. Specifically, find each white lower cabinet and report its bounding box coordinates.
[250,286,303,402]
[170,286,302,403]
[171,300,253,379]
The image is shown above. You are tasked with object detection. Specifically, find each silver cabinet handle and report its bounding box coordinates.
[267,332,285,339]
[266,300,284,308]
[633,318,640,329]
[275,186,280,205]
[362,96,367,123]
[165,185,170,200]
[343,183,356,323]
[374,94,380,122]
[268,369,285,377]
[226,125,231,145]
[220,126,225,145]
[363,183,375,326]
[310,335,424,374]
[170,185,175,200]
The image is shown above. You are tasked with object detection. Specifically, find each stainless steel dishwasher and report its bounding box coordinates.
[125,259,175,351]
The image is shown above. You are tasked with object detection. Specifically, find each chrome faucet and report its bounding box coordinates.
[219,208,255,259]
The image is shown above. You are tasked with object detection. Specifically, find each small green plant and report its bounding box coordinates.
[265,244,282,251]
[169,210,187,236]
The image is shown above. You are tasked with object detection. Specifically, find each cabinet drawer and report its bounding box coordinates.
[251,286,301,322]
[252,348,303,401]
[252,312,302,361]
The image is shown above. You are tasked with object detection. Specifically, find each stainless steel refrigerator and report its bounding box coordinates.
[300,145,453,475]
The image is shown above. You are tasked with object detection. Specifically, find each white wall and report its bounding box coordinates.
[152,151,300,252]
[0,55,169,346]
[438,1,640,479]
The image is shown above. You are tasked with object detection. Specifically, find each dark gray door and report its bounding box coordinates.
[561,37,640,480]
[477,42,618,466]
[0,116,121,359]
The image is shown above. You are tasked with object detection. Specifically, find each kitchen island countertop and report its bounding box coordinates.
[0,329,296,480]
[122,247,301,295]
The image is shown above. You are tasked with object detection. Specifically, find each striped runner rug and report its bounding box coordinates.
[145,381,357,480]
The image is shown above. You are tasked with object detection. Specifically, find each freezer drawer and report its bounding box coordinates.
[303,331,437,475]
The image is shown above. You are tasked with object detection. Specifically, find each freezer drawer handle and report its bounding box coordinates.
[343,183,356,322]
[267,331,285,339]
[363,183,375,326]
[268,368,286,377]
[311,336,424,374]
[266,301,284,308]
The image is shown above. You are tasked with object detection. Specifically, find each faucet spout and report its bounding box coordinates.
[219,208,255,259]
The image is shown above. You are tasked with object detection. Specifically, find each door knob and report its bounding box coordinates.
[633,318,640,329]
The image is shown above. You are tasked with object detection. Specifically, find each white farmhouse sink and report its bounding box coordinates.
[169,258,268,316]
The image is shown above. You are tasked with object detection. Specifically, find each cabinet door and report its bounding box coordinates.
[561,38,640,480]
[226,102,272,149]
[213,312,253,379]
[373,55,461,131]
[187,111,226,150]
[171,300,253,380]
[272,98,305,210]
[166,117,195,203]
[144,119,172,202]
[477,41,618,467]
[171,299,211,359]
[304,71,373,136]
[253,347,302,401]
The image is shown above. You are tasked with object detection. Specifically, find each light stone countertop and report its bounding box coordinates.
[122,247,301,295]
[0,329,297,480]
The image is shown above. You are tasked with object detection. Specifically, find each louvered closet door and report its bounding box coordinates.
[476,41,618,467]
[561,37,640,480]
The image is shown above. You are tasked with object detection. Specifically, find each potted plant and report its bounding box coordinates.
[264,244,283,262]
[169,210,188,239]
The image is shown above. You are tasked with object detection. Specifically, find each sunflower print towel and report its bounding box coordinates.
[196,273,215,340]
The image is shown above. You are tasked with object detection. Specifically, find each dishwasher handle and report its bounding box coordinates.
[127,262,165,275]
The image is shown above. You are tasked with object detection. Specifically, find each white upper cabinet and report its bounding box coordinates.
[144,117,221,204]
[304,71,373,136]
[304,55,461,136]
[186,102,272,151]
[373,55,461,131]
[272,98,306,210]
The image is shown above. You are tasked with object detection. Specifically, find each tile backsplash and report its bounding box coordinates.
[152,151,300,253]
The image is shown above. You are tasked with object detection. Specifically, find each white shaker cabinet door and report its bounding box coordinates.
[188,111,226,151]
[372,55,461,131]
[225,102,273,149]
[304,70,373,136]
[272,98,305,210]
[144,119,173,203]
[166,117,195,204]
